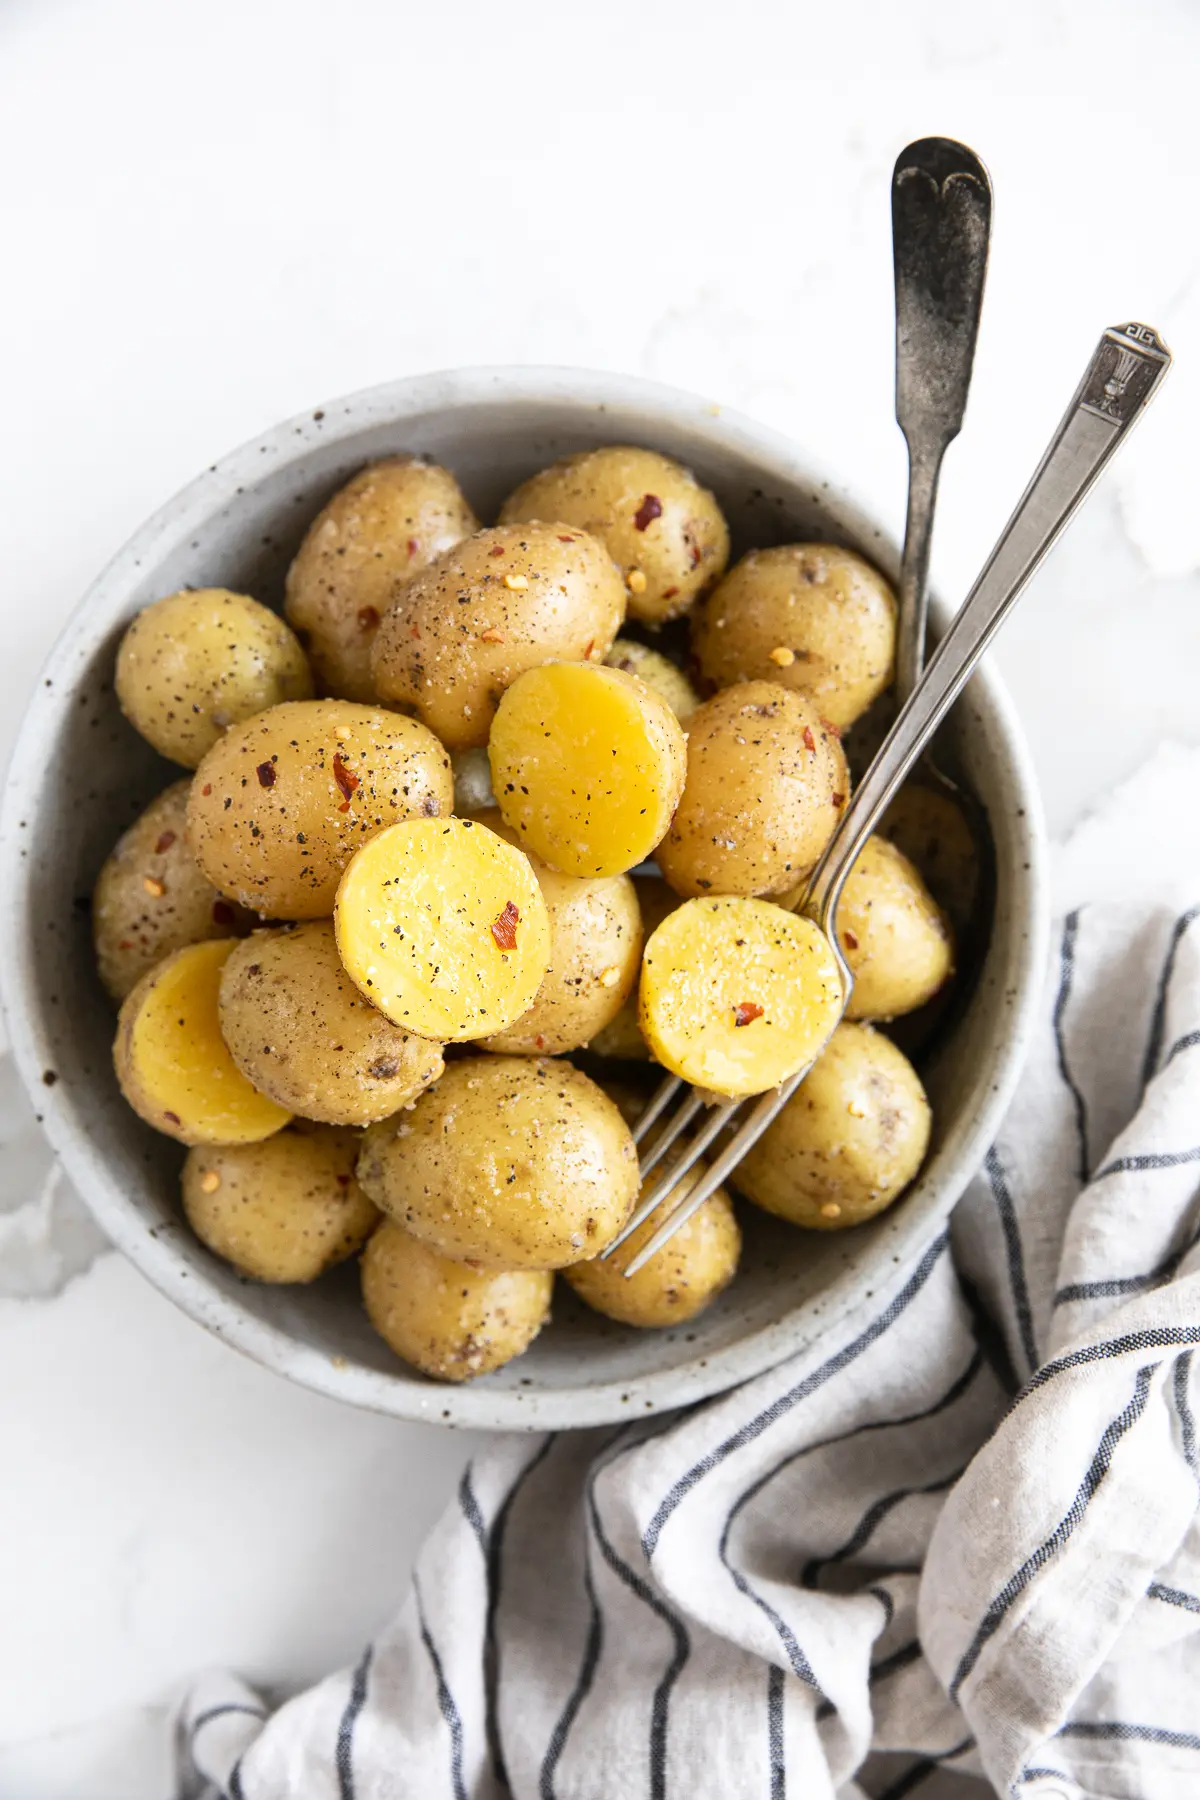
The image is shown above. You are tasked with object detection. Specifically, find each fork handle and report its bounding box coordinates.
[806,322,1171,928]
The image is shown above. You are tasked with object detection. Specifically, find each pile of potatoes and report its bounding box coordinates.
[94,444,964,1384]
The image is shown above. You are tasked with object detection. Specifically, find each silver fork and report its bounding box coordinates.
[605,320,1172,1279]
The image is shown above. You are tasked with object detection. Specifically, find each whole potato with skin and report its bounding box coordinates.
[604,638,700,722]
[362,1221,552,1382]
[499,446,729,624]
[564,1164,740,1328]
[356,1056,639,1269]
[835,835,954,1021]
[370,523,625,750]
[732,1022,931,1228]
[93,779,252,1002]
[691,545,897,730]
[187,699,453,919]
[880,781,980,938]
[588,875,681,1061]
[284,457,479,702]
[115,588,312,768]
[656,681,849,899]
[183,1123,378,1282]
[219,921,445,1125]
[470,810,643,1056]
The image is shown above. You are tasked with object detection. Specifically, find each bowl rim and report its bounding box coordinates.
[0,364,1049,1430]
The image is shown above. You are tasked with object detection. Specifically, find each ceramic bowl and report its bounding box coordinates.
[0,367,1047,1429]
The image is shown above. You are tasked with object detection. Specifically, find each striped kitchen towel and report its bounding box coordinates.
[175,900,1200,1800]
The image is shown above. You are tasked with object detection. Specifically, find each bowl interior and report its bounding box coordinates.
[0,369,1044,1428]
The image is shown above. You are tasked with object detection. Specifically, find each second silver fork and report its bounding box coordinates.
[605,320,1171,1279]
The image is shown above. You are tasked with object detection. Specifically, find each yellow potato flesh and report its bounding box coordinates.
[115,940,292,1144]
[639,896,844,1097]
[334,817,551,1042]
[489,662,685,878]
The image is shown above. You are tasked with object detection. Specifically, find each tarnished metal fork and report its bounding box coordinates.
[605,320,1171,1279]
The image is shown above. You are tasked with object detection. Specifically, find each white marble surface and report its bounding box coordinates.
[1,0,1198,1790]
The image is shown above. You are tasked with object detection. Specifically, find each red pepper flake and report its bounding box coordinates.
[584,638,595,658]
[662,585,679,601]
[201,783,212,797]
[154,830,176,854]
[164,1110,181,1126]
[557,533,575,543]
[406,537,420,557]
[117,938,134,950]
[832,792,846,807]
[490,543,506,556]
[535,1034,545,1049]
[802,726,816,752]
[336,1173,351,1186]
[687,537,702,568]
[357,605,381,631]
[333,754,359,811]
[408,623,421,640]
[633,494,663,532]
[480,627,506,643]
[256,761,276,789]
[491,900,520,950]
[820,716,843,740]
[733,1002,764,1028]
[843,928,859,951]
[212,900,236,926]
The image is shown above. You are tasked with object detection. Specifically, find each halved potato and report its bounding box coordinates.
[219,921,444,1124]
[639,896,843,1097]
[732,1021,931,1228]
[489,662,686,878]
[187,699,453,919]
[115,588,312,767]
[114,939,292,1145]
[362,1221,552,1382]
[284,457,479,702]
[335,817,551,1042]
[182,1123,378,1281]
[564,1164,740,1327]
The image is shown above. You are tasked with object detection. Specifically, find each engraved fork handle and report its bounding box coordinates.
[615,322,1170,1279]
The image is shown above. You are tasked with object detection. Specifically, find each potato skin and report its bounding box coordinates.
[588,875,681,1060]
[183,1124,378,1281]
[837,835,954,1021]
[362,1221,552,1381]
[219,921,444,1125]
[656,681,849,898]
[93,779,252,1001]
[115,588,312,767]
[691,545,897,729]
[472,811,643,1056]
[187,699,453,919]
[356,1056,639,1269]
[565,1169,740,1327]
[732,1022,931,1228]
[284,457,478,702]
[499,446,729,624]
[604,639,700,722]
[880,781,980,939]
[370,523,625,750]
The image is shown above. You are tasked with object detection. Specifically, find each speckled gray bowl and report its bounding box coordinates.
[0,367,1047,1429]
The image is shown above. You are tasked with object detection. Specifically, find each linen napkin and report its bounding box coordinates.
[170,894,1200,1800]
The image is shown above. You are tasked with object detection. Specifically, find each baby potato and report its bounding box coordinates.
[450,747,495,815]
[115,588,312,767]
[836,835,954,1021]
[182,1123,378,1281]
[655,681,849,899]
[565,1165,740,1328]
[362,1222,552,1382]
[371,523,625,750]
[640,896,844,1098]
[604,639,700,722]
[499,446,729,624]
[357,1056,638,1269]
[691,545,897,729]
[588,875,681,1060]
[732,1022,931,1228]
[470,810,642,1056]
[93,779,252,1002]
[335,817,551,1042]
[489,663,686,878]
[880,781,980,938]
[219,921,444,1125]
[187,699,453,919]
[114,939,292,1145]
[284,457,479,702]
